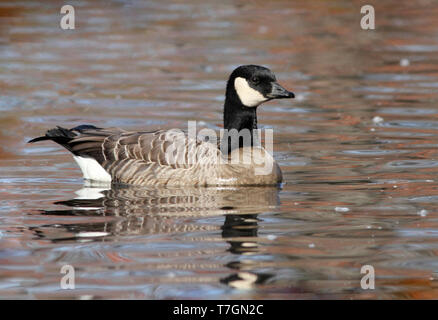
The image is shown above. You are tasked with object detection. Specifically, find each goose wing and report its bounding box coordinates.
[63,126,222,185]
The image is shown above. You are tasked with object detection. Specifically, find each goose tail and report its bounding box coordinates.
[28,126,76,151]
[28,125,100,152]
[28,126,74,142]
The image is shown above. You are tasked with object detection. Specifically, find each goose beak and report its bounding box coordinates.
[267,82,295,99]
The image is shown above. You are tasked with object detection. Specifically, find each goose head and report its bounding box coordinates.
[226,65,294,108]
[223,65,294,132]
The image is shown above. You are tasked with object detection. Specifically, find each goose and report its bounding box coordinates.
[29,65,295,186]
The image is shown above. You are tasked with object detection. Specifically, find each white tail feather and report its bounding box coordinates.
[73,156,112,182]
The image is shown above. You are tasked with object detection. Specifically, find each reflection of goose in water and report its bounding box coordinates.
[220,213,274,289]
[39,185,280,237]
[36,186,280,289]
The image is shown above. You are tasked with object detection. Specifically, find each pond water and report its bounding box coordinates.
[1,0,438,299]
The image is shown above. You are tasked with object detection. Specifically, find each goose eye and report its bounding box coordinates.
[251,76,260,84]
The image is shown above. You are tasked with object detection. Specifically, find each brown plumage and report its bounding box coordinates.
[30,126,282,186]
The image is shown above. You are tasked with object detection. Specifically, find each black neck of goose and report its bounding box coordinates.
[223,92,258,132]
[222,86,259,153]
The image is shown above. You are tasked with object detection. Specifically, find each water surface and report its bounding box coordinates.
[1,0,438,299]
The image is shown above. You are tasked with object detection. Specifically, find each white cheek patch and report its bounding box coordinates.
[73,156,112,182]
[234,77,267,107]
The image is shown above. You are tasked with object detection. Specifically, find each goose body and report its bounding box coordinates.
[29,65,294,187]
